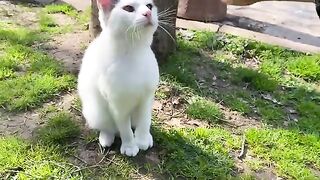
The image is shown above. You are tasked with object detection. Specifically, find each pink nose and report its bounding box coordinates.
[143,11,152,19]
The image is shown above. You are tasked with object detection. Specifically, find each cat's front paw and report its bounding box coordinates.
[120,143,139,157]
[135,133,153,150]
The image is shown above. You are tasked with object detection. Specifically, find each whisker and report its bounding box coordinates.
[158,24,176,43]
[159,19,175,24]
[158,12,177,18]
[158,7,177,15]
[159,22,174,28]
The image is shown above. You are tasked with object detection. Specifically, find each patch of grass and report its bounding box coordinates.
[37,112,80,145]
[160,42,197,88]
[244,158,265,171]
[38,105,59,118]
[0,28,41,46]
[83,131,98,144]
[222,94,251,114]
[72,96,82,111]
[294,101,320,134]
[153,126,240,178]
[246,128,320,179]
[287,55,320,81]
[77,7,91,27]
[39,12,58,29]
[186,98,223,122]
[44,4,78,17]
[297,101,320,119]
[44,3,90,28]
[260,58,283,80]
[92,156,142,179]
[232,68,278,92]
[0,74,75,111]
[0,137,82,179]
[0,28,75,111]
[0,136,143,179]
[255,99,285,125]
[38,12,72,34]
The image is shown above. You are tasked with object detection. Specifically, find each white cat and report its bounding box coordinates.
[77,0,159,157]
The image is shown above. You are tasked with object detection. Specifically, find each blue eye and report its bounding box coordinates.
[123,5,135,12]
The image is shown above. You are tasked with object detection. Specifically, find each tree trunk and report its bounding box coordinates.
[152,0,179,63]
[89,0,101,39]
[89,0,179,63]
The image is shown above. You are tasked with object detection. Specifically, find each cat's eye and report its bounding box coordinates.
[123,5,135,12]
[146,4,153,10]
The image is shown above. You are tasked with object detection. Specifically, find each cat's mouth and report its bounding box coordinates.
[141,19,155,27]
[145,21,153,26]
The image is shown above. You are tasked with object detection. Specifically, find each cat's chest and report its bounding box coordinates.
[102,57,159,93]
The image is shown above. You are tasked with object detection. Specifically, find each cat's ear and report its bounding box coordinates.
[97,0,117,10]
[97,0,111,9]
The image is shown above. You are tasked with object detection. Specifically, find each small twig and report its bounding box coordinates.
[216,24,224,33]
[105,155,116,166]
[238,134,247,160]
[71,150,111,174]
[71,105,81,113]
[72,154,88,164]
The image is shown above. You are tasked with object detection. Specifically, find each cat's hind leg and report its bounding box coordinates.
[99,130,115,147]
[81,92,115,147]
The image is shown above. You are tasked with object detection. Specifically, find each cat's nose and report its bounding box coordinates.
[143,10,152,19]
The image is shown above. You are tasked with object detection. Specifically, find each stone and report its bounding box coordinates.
[178,0,227,21]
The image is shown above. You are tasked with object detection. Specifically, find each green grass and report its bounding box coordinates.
[0,26,75,111]
[0,137,82,179]
[246,128,320,179]
[43,3,90,28]
[39,12,73,34]
[232,68,278,92]
[0,28,42,46]
[186,98,223,122]
[44,4,78,17]
[222,93,251,114]
[36,112,80,145]
[161,30,320,179]
[153,126,240,178]
[0,136,142,179]
[287,55,320,81]
[1,3,320,179]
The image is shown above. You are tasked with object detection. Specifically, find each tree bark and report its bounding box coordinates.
[89,0,102,39]
[89,0,179,63]
[152,0,179,63]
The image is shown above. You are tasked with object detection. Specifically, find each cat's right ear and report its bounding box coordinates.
[97,0,111,10]
[97,0,117,11]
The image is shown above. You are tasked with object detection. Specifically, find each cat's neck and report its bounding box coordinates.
[99,28,152,54]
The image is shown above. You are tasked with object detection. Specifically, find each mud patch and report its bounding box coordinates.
[0,111,40,139]
[47,31,90,74]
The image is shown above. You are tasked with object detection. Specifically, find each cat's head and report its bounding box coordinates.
[98,0,158,41]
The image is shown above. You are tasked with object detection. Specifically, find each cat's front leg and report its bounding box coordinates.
[109,107,139,156]
[132,97,153,151]
[115,115,139,156]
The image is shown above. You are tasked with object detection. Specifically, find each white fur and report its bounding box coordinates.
[78,0,159,156]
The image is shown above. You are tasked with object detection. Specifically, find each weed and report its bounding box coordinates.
[186,98,223,122]
[287,55,320,81]
[36,112,80,145]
